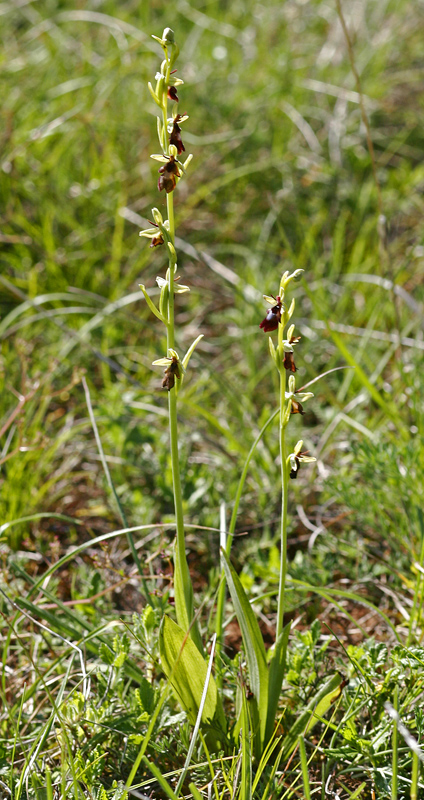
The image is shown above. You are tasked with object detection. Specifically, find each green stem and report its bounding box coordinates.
[215,409,279,685]
[166,192,194,630]
[276,315,288,639]
[163,82,201,647]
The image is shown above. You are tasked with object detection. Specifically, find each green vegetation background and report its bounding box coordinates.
[1,0,424,796]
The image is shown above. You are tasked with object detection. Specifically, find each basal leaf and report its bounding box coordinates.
[265,622,290,746]
[221,550,269,748]
[159,615,226,734]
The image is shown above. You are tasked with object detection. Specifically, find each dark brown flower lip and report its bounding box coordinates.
[169,118,185,154]
[158,154,181,193]
[290,399,304,415]
[162,357,180,391]
[146,219,165,246]
[259,296,283,332]
[283,351,297,372]
[289,449,314,479]
[168,86,179,102]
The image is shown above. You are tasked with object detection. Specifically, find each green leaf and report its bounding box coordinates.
[112,633,130,667]
[221,550,269,749]
[99,642,114,665]
[282,673,343,758]
[159,616,225,732]
[265,622,290,746]
[135,678,155,715]
[147,81,162,107]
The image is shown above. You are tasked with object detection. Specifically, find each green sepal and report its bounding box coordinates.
[139,284,167,323]
[159,278,169,319]
[147,82,162,108]
[156,117,165,151]
[181,335,204,378]
[268,336,277,367]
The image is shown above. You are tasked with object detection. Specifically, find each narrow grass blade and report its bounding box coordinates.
[0,512,82,536]
[327,329,408,439]
[338,781,367,798]
[1,589,89,701]
[289,577,400,640]
[215,409,278,683]
[411,752,419,800]
[189,785,204,800]
[125,683,171,790]
[142,756,179,800]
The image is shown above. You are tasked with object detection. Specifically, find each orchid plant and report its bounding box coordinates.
[139,27,202,653]
[138,28,339,767]
[259,270,316,637]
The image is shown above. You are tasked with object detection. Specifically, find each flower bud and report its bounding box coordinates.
[162,28,175,44]
[287,298,295,320]
[152,208,164,226]
[167,241,177,263]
